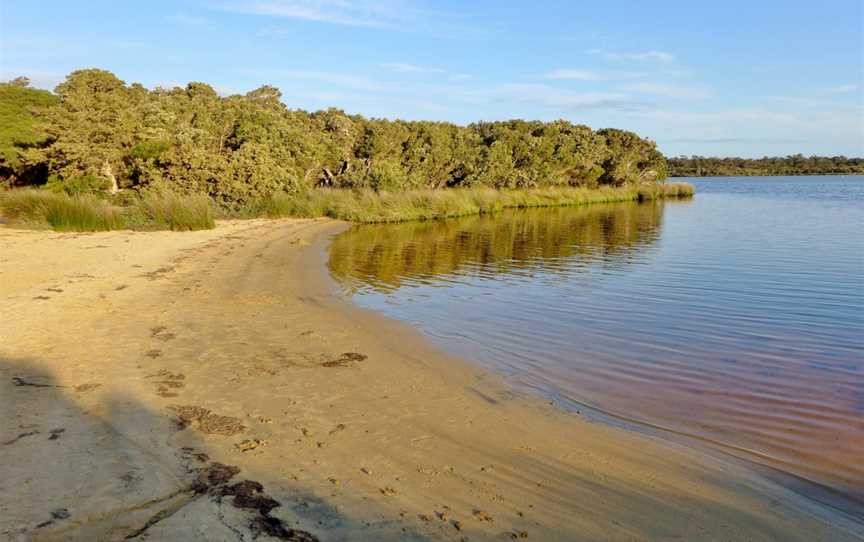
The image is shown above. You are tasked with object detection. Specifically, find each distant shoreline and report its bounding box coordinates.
[671,172,864,178]
[667,156,863,178]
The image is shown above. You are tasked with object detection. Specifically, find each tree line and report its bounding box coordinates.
[668,155,864,177]
[0,69,668,206]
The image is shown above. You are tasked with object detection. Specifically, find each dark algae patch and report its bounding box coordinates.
[322,352,367,368]
[189,460,319,541]
[221,480,280,514]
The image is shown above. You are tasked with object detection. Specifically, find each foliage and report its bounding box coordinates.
[2,69,670,204]
[44,174,112,195]
[0,78,58,185]
[668,155,864,177]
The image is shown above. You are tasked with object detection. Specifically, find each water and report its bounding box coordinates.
[328,176,864,499]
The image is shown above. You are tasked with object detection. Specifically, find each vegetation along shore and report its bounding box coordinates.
[668,155,864,177]
[0,70,692,230]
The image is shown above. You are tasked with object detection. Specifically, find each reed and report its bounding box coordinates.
[0,189,214,231]
[0,183,693,230]
[260,182,694,223]
[0,189,125,231]
[130,192,215,231]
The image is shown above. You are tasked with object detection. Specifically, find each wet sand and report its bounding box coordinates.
[0,218,860,541]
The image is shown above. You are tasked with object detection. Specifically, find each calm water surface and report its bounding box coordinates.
[329,176,864,498]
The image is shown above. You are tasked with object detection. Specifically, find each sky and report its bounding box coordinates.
[1,0,862,157]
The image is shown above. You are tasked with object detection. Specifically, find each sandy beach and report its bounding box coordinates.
[0,218,860,542]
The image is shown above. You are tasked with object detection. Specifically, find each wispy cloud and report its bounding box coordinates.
[380,62,444,74]
[633,109,799,124]
[824,84,860,94]
[497,84,642,111]
[544,69,603,81]
[661,137,807,144]
[166,13,209,26]
[589,49,675,63]
[226,1,486,37]
[243,68,389,91]
[225,0,411,28]
[621,82,710,99]
[380,62,470,81]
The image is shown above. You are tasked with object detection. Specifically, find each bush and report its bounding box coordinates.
[44,174,112,195]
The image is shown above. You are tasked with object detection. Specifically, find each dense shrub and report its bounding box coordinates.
[1,70,668,203]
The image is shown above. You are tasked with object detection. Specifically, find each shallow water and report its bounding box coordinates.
[329,176,864,499]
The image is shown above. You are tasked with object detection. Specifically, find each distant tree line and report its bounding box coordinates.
[0,69,668,206]
[668,155,864,177]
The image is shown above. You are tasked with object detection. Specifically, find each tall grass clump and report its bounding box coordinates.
[0,189,125,231]
[131,192,215,231]
[636,182,695,201]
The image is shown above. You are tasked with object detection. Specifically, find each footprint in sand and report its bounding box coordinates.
[150,326,176,342]
[74,382,101,393]
[170,405,246,436]
[146,369,185,398]
[236,439,268,452]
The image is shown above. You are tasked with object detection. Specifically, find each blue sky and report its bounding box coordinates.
[1,0,862,157]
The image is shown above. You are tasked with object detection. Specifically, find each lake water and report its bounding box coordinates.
[328,176,864,501]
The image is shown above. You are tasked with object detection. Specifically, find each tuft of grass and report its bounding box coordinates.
[0,189,125,231]
[132,192,215,231]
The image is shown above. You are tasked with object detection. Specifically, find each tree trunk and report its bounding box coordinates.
[102,161,119,194]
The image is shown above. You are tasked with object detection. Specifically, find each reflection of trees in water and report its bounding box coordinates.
[329,201,665,292]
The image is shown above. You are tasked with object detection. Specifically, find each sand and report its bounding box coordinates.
[0,218,860,541]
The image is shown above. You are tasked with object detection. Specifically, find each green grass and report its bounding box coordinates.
[0,189,214,231]
[258,182,695,223]
[0,190,125,231]
[131,192,215,231]
[0,182,693,231]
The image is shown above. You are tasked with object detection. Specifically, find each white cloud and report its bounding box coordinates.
[225,0,410,28]
[244,69,389,91]
[380,62,471,82]
[544,69,603,81]
[633,109,799,125]
[380,62,445,74]
[621,82,711,99]
[166,13,209,26]
[589,49,675,63]
[497,84,637,110]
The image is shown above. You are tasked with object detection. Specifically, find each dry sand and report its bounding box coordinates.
[0,218,861,541]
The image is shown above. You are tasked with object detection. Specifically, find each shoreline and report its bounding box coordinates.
[1,219,861,541]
